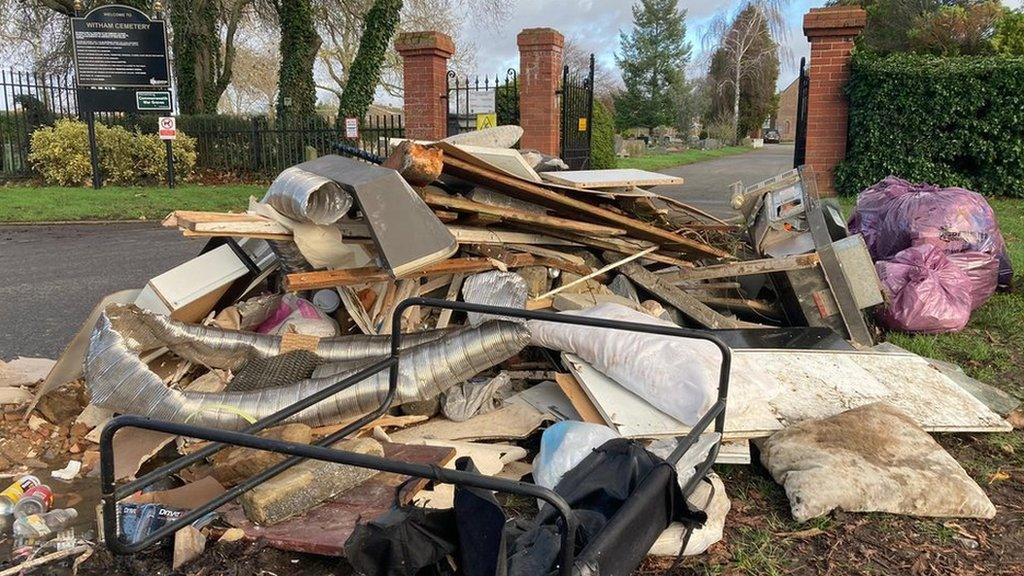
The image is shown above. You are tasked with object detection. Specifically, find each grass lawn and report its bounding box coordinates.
[616,145,754,171]
[0,184,262,222]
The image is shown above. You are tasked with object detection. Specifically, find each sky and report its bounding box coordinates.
[459,0,1024,91]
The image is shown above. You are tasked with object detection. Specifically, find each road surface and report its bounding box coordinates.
[0,145,795,359]
[654,143,795,219]
[0,222,204,360]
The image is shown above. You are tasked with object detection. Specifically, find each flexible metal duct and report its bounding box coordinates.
[263,166,354,225]
[86,310,530,430]
[105,305,450,372]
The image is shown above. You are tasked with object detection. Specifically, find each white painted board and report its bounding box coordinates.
[540,169,684,189]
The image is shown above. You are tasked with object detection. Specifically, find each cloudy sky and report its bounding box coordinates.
[459,0,1024,90]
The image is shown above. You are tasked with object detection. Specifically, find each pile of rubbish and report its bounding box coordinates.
[1,127,1018,575]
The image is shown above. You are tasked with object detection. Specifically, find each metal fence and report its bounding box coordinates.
[446,70,519,137]
[0,69,404,180]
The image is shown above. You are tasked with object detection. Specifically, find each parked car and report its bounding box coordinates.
[763,128,781,144]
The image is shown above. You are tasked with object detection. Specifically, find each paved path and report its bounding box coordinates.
[653,143,795,219]
[0,222,204,360]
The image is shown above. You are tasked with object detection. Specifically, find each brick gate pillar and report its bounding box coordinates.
[802,6,867,197]
[517,28,564,156]
[395,31,455,141]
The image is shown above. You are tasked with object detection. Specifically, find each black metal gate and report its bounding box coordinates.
[793,57,809,168]
[559,54,595,169]
[445,70,519,137]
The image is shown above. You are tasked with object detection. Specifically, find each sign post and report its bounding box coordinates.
[72,5,172,188]
[158,116,176,189]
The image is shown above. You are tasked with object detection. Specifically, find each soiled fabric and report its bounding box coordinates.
[760,402,996,522]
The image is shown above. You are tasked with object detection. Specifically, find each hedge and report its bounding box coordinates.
[590,100,616,169]
[835,52,1024,197]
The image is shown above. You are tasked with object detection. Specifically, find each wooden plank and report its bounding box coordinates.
[505,244,586,266]
[516,225,696,268]
[434,142,542,182]
[390,403,549,442]
[554,372,604,424]
[539,169,685,189]
[692,296,782,318]
[614,257,758,329]
[435,273,465,329]
[462,244,592,276]
[447,226,582,247]
[440,155,728,258]
[656,253,820,284]
[424,191,626,236]
[284,256,534,291]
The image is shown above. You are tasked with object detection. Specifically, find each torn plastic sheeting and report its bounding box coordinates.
[262,166,353,225]
[461,271,528,326]
[532,421,619,491]
[441,371,513,422]
[103,305,452,372]
[86,311,531,430]
[528,303,721,426]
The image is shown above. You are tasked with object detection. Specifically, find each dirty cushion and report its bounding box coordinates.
[759,402,996,522]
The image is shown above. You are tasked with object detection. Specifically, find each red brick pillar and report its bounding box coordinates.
[802,6,867,196]
[395,31,454,141]
[517,28,563,156]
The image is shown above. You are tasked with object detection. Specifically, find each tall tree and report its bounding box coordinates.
[613,0,691,133]
[703,1,785,143]
[337,0,402,120]
[170,0,249,115]
[832,0,1003,55]
[274,0,320,119]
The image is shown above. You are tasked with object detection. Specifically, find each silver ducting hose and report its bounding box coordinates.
[86,310,531,430]
[262,166,354,225]
[106,305,451,371]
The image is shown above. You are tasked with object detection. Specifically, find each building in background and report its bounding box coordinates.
[772,78,799,142]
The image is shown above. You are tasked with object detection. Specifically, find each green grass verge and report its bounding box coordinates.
[0,184,263,222]
[615,145,754,171]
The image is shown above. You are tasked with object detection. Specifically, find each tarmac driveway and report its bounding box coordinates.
[653,143,795,219]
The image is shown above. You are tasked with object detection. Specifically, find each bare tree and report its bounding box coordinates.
[313,0,508,105]
[219,32,279,114]
[563,37,620,100]
[701,0,789,142]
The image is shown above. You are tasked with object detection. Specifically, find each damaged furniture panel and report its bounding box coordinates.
[297,155,458,276]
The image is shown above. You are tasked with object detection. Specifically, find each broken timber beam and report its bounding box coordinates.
[440,155,730,259]
[423,191,626,237]
[518,225,695,268]
[285,254,543,291]
[610,254,762,329]
[656,253,820,284]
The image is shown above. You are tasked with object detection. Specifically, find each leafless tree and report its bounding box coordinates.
[563,37,620,100]
[219,31,279,114]
[701,0,790,141]
[313,0,509,104]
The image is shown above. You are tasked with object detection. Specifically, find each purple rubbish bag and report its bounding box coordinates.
[849,176,1012,288]
[875,245,973,334]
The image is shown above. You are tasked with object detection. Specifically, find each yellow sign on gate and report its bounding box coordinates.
[476,113,497,131]
[578,117,588,131]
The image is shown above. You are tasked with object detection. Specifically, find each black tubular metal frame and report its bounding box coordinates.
[99,298,731,576]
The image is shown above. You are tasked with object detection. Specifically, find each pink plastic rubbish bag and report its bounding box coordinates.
[875,245,973,334]
[848,176,1013,289]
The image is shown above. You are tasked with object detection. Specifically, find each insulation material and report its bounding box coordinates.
[528,304,770,426]
[875,245,972,334]
[461,271,528,327]
[759,402,996,522]
[848,176,1012,287]
[256,294,339,337]
[262,166,353,225]
[86,312,530,430]
[648,473,730,557]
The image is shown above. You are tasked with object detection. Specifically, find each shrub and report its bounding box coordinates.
[835,52,1024,198]
[590,100,616,169]
[28,119,197,186]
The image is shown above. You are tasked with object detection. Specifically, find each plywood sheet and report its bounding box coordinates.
[434,142,541,182]
[391,402,550,442]
[540,169,684,189]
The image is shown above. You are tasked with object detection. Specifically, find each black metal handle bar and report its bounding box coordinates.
[100,297,731,576]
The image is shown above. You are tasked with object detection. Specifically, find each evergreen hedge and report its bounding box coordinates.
[590,100,616,169]
[835,52,1024,197]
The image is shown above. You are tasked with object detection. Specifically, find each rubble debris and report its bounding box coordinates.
[210,424,313,486]
[381,140,444,186]
[0,357,55,388]
[759,402,997,521]
[172,525,207,570]
[240,437,385,525]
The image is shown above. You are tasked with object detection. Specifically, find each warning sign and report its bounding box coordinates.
[158,116,176,140]
[344,117,359,139]
[476,113,497,131]
[578,117,588,132]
